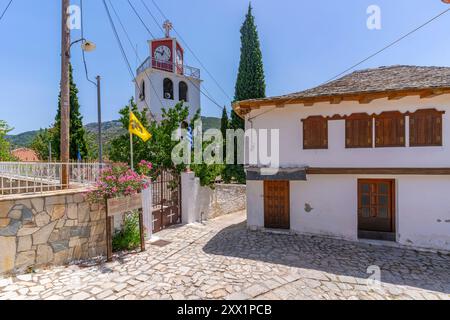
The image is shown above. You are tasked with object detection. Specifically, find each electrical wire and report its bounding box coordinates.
[108,0,163,113]
[102,0,155,118]
[0,0,13,22]
[127,0,224,112]
[249,7,450,121]
[80,0,97,86]
[325,8,450,84]
[148,0,233,102]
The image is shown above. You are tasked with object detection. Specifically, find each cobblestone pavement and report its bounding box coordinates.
[0,211,449,300]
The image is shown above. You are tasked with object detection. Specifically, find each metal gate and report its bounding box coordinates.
[151,171,181,233]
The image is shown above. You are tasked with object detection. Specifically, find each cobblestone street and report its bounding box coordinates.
[0,211,449,300]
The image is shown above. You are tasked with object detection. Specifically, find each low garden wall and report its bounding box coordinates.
[181,172,246,223]
[0,189,106,275]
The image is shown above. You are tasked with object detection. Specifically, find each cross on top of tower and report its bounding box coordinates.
[163,20,173,38]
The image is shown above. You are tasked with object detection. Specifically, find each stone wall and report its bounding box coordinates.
[0,189,106,275]
[206,184,247,219]
[181,172,246,223]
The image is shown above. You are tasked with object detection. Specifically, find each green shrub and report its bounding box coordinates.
[112,212,141,251]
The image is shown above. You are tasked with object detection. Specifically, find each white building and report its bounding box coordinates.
[233,65,450,252]
[135,22,201,121]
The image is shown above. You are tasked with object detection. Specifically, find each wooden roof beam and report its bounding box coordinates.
[358,96,375,104]
[330,97,343,105]
[420,90,444,99]
[388,93,407,100]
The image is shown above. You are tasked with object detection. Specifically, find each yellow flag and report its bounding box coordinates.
[129,112,152,142]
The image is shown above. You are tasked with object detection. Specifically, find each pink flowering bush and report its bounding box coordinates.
[87,163,151,204]
[137,160,153,176]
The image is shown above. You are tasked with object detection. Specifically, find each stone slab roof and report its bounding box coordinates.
[234,65,450,115]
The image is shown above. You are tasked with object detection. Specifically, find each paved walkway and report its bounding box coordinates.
[0,211,449,300]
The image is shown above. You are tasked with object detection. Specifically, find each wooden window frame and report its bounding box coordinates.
[302,116,328,150]
[409,109,444,147]
[345,113,373,149]
[375,111,406,148]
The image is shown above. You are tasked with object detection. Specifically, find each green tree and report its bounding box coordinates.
[30,128,56,161]
[0,120,13,161]
[220,106,229,139]
[232,2,266,126]
[228,3,266,183]
[109,99,223,186]
[52,64,89,160]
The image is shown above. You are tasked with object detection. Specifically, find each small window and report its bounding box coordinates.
[375,111,405,148]
[409,109,444,147]
[179,81,188,102]
[346,113,373,148]
[163,78,174,100]
[302,116,328,149]
[139,80,146,101]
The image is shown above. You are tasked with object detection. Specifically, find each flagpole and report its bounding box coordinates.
[129,104,134,171]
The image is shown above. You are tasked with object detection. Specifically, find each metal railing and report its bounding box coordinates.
[137,57,201,79]
[0,162,106,196]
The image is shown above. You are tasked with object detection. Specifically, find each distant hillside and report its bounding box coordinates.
[202,116,221,131]
[5,130,39,148]
[6,117,221,149]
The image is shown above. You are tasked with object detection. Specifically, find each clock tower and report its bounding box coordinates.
[135,20,201,121]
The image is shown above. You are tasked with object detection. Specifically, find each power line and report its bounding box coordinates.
[325,8,450,83]
[79,0,96,86]
[107,0,163,114]
[102,0,155,118]
[126,0,156,39]
[250,7,450,121]
[148,0,233,102]
[0,0,13,22]
[128,0,224,112]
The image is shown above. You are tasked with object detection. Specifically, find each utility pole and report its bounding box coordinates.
[96,75,103,164]
[60,0,71,188]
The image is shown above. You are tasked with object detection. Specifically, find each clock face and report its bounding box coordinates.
[176,49,183,65]
[154,45,171,62]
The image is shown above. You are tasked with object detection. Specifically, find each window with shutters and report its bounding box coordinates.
[346,113,373,148]
[302,116,328,149]
[409,109,444,147]
[375,111,406,148]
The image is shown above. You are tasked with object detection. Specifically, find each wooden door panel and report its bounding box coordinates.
[358,179,395,233]
[264,181,290,229]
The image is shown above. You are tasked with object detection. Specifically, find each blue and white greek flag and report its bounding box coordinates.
[186,127,193,149]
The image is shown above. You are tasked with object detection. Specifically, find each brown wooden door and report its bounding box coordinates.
[264,181,290,229]
[358,179,395,233]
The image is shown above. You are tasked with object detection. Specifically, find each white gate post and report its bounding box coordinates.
[141,181,153,240]
[181,171,201,224]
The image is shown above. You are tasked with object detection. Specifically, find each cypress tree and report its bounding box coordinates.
[52,64,89,160]
[220,106,229,139]
[228,3,266,183]
[231,2,266,130]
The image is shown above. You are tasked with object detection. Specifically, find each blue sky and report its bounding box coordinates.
[1,0,450,134]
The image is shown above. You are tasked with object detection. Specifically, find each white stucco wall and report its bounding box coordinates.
[396,176,450,250]
[246,175,450,251]
[246,181,264,229]
[245,94,450,168]
[135,68,201,121]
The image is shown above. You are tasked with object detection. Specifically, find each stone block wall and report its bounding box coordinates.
[0,189,106,275]
[181,172,246,224]
[207,184,247,219]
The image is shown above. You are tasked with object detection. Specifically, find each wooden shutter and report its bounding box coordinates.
[409,109,444,147]
[302,116,328,149]
[346,113,373,148]
[375,111,406,147]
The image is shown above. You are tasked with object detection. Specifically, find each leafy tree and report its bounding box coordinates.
[109,99,223,186]
[30,128,56,161]
[228,3,266,183]
[52,64,89,160]
[0,120,13,161]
